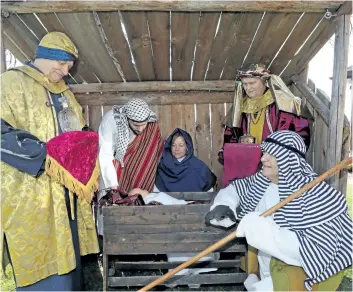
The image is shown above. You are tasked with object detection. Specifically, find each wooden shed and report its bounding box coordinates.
[1,0,351,191]
[1,1,352,291]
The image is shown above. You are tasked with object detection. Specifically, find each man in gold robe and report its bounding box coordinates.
[219,64,310,186]
[1,32,99,290]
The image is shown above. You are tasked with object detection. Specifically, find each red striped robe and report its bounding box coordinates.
[113,122,163,194]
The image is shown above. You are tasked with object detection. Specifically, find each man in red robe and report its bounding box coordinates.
[219,64,310,186]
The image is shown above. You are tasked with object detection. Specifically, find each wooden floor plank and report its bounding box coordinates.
[108,273,247,287]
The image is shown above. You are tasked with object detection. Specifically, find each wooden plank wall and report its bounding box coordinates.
[292,79,329,175]
[85,102,227,189]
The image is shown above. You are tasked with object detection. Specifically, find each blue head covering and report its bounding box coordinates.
[35,32,78,61]
[155,128,216,192]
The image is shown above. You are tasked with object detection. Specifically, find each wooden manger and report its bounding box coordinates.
[102,192,247,290]
[1,1,351,290]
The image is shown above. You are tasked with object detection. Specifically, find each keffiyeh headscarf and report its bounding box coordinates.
[112,99,157,166]
[232,131,352,290]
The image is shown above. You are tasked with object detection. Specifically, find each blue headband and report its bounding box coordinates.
[35,46,76,61]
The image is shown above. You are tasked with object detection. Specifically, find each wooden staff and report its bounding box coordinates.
[139,157,352,291]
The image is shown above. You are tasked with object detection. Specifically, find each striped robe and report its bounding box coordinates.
[228,131,352,290]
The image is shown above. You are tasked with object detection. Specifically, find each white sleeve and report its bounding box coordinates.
[98,110,119,189]
[210,183,241,217]
[237,213,302,267]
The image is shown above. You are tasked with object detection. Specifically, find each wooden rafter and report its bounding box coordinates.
[75,91,233,106]
[281,1,352,83]
[69,80,235,93]
[1,1,343,14]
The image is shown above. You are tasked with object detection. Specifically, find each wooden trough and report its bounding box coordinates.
[1,1,351,290]
[102,192,247,290]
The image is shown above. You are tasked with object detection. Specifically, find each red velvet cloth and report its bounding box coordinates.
[223,143,261,187]
[46,131,98,185]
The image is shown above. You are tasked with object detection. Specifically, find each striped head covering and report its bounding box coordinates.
[35,32,78,61]
[112,99,157,167]
[232,130,352,290]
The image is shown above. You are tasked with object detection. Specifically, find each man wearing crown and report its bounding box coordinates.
[219,63,310,186]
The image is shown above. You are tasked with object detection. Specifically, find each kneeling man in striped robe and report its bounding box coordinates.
[205,130,352,291]
[97,99,163,235]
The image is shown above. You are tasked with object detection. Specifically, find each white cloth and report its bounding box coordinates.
[143,189,219,282]
[210,183,301,291]
[96,110,137,235]
[98,110,136,190]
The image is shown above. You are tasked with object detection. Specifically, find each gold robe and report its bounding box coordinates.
[1,65,99,287]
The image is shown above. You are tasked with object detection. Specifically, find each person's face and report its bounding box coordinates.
[261,152,279,184]
[172,136,187,159]
[242,77,266,98]
[41,60,74,83]
[128,119,147,135]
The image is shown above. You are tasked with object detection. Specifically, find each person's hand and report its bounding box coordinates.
[129,188,149,198]
[205,205,236,226]
[111,185,118,190]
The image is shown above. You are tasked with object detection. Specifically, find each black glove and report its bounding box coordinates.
[205,205,237,226]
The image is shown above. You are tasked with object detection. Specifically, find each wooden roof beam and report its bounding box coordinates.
[1,1,343,14]
[69,80,236,93]
[75,91,233,106]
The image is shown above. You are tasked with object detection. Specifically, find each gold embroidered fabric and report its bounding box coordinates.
[249,109,266,144]
[14,65,69,94]
[226,75,302,128]
[241,90,274,114]
[1,68,99,287]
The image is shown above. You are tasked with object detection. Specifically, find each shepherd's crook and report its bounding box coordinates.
[138,157,352,291]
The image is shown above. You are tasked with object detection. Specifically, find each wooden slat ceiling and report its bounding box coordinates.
[1,7,345,84]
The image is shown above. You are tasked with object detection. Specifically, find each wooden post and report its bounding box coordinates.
[1,16,6,73]
[327,14,350,190]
